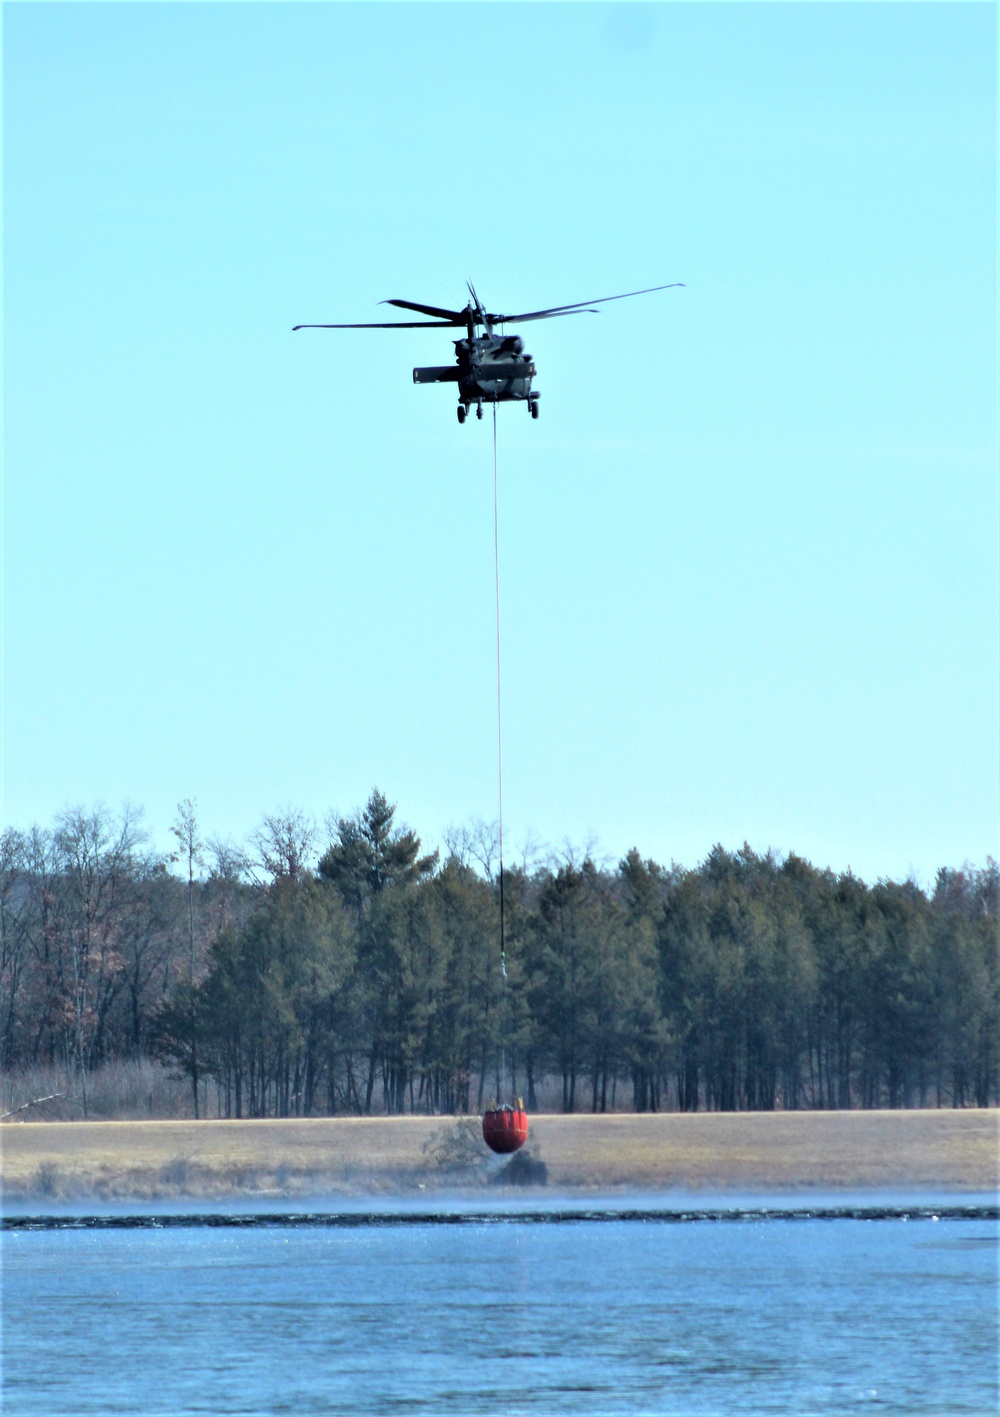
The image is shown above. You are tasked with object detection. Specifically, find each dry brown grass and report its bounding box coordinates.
[2,1110,996,1201]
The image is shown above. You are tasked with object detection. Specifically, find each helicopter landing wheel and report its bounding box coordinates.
[457,404,467,424]
[476,402,484,420]
[530,399,539,419]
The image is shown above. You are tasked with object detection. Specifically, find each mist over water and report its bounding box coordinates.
[3,1202,996,1415]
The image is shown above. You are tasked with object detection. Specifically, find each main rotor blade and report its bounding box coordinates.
[382,298,468,321]
[486,308,599,324]
[293,319,463,330]
[493,282,684,324]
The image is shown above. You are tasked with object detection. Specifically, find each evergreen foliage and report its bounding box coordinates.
[2,799,996,1116]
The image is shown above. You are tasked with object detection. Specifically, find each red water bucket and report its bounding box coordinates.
[482,1107,529,1155]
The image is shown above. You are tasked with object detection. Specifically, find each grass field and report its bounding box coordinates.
[2,1110,996,1201]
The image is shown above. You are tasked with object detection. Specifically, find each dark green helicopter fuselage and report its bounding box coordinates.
[413,332,536,407]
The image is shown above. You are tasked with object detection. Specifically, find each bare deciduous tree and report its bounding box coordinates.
[249,809,317,884]
[444,820,500,882]
[0,829,31,1070]
[170,799,205,985]
[52,804,148,1114]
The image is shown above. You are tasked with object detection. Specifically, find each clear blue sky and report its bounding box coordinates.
[4,2,996,883]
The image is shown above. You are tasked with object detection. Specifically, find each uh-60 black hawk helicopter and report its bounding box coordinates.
[293,280,683,423]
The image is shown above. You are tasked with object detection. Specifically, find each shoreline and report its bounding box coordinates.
[2,1110,996,1203]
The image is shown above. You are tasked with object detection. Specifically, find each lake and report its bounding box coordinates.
[2,1196,997,1415]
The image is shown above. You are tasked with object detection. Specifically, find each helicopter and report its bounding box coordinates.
[293,280,683,424]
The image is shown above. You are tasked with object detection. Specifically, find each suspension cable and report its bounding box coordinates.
[492,402,508,1102]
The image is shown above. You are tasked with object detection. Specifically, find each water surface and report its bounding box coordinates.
[3,1199,996,1415]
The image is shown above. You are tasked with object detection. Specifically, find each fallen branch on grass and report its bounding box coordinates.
[0,1093,83,1121]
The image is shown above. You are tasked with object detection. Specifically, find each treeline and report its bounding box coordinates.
[1,793,997,1117]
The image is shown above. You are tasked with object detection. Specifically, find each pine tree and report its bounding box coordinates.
[319,790,437,918]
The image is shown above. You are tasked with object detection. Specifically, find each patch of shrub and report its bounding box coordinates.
[421,1117,492,1173]
[491,1143,547,1187]
[35,1162,63,1198]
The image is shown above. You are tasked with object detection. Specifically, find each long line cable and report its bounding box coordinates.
[492,402,507,1103]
